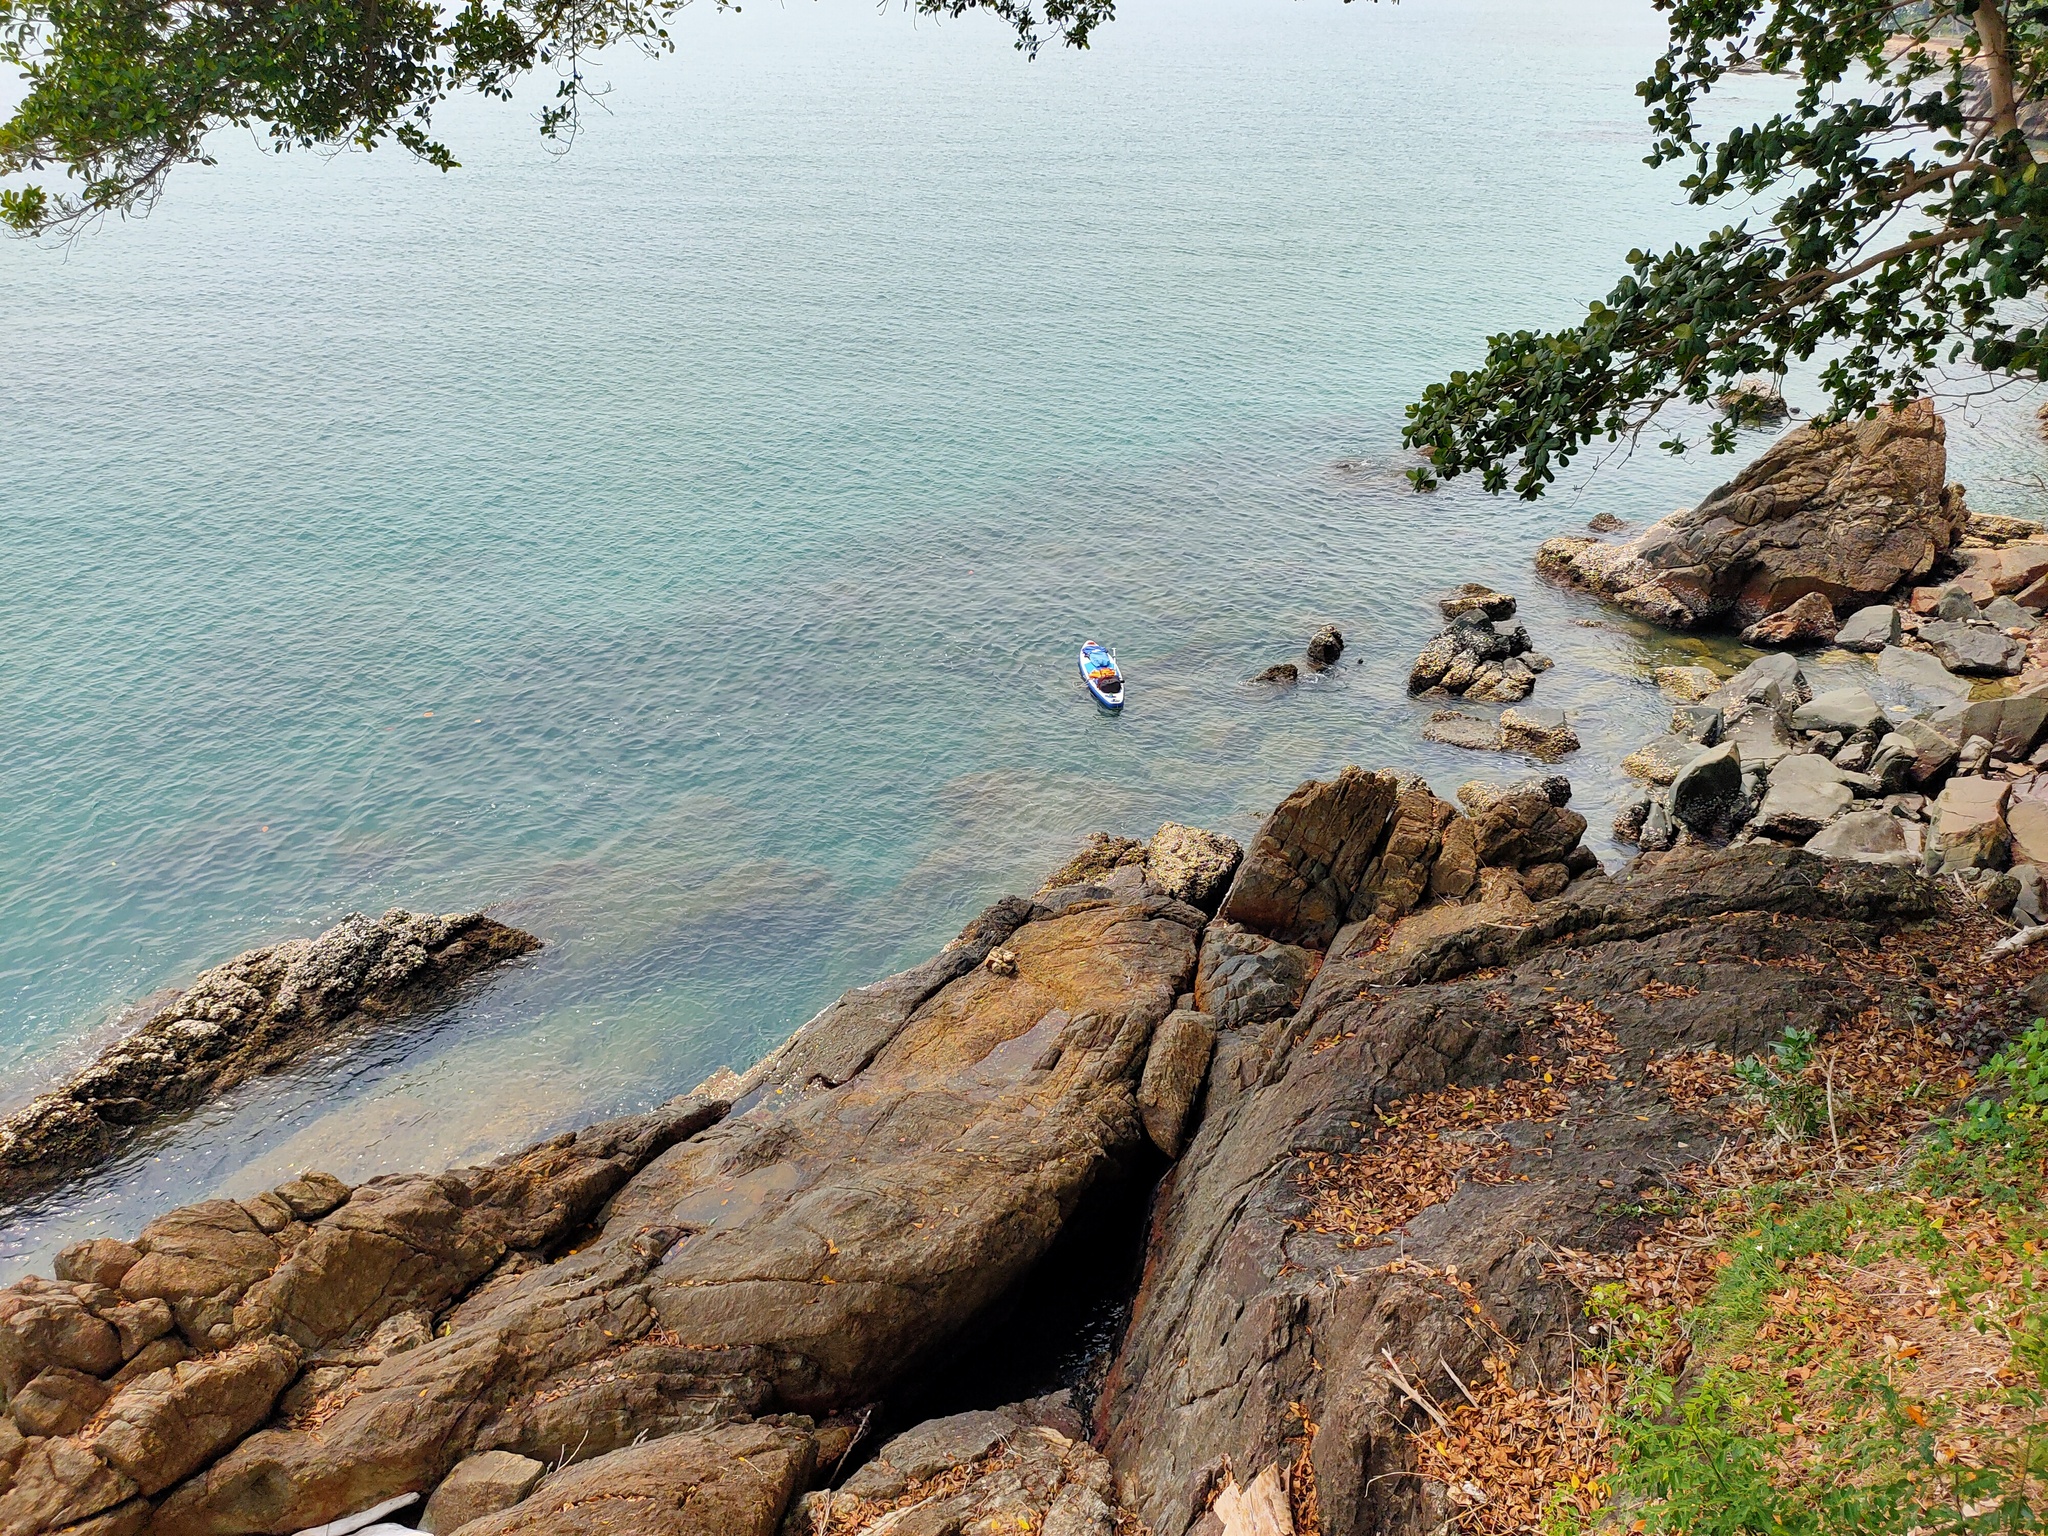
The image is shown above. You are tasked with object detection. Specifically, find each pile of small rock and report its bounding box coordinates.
[1616,651,2048,922]
[1408,585,1554,704]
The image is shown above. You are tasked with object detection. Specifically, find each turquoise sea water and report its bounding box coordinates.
[4,0,2046,1275]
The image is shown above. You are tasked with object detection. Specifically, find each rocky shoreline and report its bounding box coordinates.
[0,912,540,1203]
[7,399,2048,1536]
[3,765,2042,1536]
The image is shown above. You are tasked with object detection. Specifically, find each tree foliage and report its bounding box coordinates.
[0,0,1114,234]
[1404,0,2048,497]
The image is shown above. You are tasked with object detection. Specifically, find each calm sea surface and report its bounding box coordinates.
[4,0,2045,1275]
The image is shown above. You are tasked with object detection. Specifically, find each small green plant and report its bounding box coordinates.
[1733,1026,1824,1143]
[1922,1018,2048,1205]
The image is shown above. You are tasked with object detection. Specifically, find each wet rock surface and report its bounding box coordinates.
[0,911,541,1201]
[1536,400,1964,629]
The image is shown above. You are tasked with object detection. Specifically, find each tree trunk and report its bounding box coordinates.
[1976,0,2021,141]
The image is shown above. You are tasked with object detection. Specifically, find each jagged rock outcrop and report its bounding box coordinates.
[1407,612,1548,703]
[1536,400,1965,629]
[0,868,1197,1536]
[9,786,1995,1536]
[1095,848,1946,1536]
[0,911,540,1199]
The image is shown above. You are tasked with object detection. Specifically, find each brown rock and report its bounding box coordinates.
[1039,834,1146,892]
[1138,1011,1218,1157]
[1144,824,1243,912]
[233,1099,727,1352]
[52,1243,141,1292]
[1740,590,1839,647]
[270,1172,352,1222]
[107,1337,191,1389]
[1251,662,1298,686]
[802,1397,1121,1536]
[1192,926,1311,1028]
[51,1496,151,1536]
[1469,790,1588,872]
[443,1423,813,1536]
[1438,583,1517,620]
[1535,400,1964,628]
[423,1450,545,1533]
[1096,847,1943,1536]
[100,1299,172,1362]
[152,894,1198,1533]
[117,1201,284,1350]
[10,1367,111,1438]
[0,911,540,1201]
[86,1334,300,1496]
[1928,777,2012,873]
[1216,768,1402,948]
[0,1438,138,1535]
[0,1284,124,1396]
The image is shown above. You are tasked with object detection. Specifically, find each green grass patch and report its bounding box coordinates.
[1570,1022,2048,1536]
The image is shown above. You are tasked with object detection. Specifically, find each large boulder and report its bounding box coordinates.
[1096,848,1943,1536]
[1669,742,1745,834]
[1929,687,2048,759]
[1499,706,1580,761]
[1928,777,2012,872]
[131,884,1202,1534]
[2008,780,2048,867]
[1534,401,1964,628]
[1407,614,1539,702]
[442,1422,815,1536]
[1192,925,1311,1028]
[1753,753,1854,839]
[1805,809,1915,862]
[1138,1011,1218,1158]
[1790,688,1886,736]
[1214,770,1407,949]
[1836,604,1903,651]
[0,911,540,1200]
[1708,652,1810,714]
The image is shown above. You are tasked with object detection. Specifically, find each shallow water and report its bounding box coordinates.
[4,0,2046,1275]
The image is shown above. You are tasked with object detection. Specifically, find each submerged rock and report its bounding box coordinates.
[1534,400,1963,629]
[1654,664,1721,702]
[0,910,540,1201]
[1421,710,1500,752]
[1251,662,1299,687]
